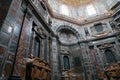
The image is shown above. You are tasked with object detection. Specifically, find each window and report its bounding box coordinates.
[94,23,103,32]
[60,5,69,16]
[63,56,70,70]
[87,5,96,16]
[105,49,117,64]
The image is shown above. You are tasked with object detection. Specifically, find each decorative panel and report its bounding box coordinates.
[90,23,110,37]
[73,57,82,73]
[4,63,12,77]
[9,41,17,53]
[0,31,10,46]
[13,25,21,41]
[104,49,117,64]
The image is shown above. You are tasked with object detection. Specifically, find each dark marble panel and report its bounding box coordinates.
[9,41,17,53]
[0,31,10,46]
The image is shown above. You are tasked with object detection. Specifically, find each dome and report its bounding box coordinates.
[47,0,117,24]
[55,0,98,7]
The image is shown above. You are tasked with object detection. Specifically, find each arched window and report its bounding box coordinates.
[34,36,40,57]
[63,56,70,70]
[104,49,117,64]
[86,4,96,16]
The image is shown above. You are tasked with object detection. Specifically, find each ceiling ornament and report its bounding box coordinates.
[55,0,98,7]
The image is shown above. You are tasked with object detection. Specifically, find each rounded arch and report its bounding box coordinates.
[56,25,80,39]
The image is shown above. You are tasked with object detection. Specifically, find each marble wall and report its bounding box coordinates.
[0,0,53,79]
[0,0,23,78]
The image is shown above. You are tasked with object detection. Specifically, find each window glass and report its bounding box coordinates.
[105,49,117,64]
[63,56,70,70]
[60,5,69,16]
[33,37,40,57]
[87,5,96,16]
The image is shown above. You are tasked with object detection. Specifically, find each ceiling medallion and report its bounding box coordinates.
[56,0,98,7]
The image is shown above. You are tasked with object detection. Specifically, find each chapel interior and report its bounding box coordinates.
[0,0,120,80]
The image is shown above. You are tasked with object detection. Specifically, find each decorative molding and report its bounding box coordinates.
[92,31,110,38]
[56,25,80,39]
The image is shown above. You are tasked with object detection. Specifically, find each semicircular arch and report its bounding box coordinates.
[56,25,80,39]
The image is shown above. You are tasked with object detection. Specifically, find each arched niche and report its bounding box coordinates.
[104,48,117,64]
[63,55,70,70]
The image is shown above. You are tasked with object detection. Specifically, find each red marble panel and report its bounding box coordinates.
[13,17,29,76]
